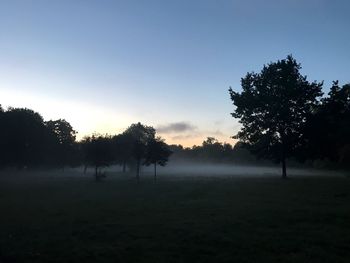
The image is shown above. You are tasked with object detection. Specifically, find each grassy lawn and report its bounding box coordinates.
[0,170,350,262]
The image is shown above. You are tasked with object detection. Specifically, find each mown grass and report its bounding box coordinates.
[0,170,350,262]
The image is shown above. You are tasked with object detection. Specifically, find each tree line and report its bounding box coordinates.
[0,106,261,180]
[230,55,350,178]
[80,123,172,182]
[0,105,258,176]
[0,108,171,182]
[169,138,267,165]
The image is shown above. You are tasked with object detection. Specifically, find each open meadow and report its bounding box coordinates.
[1,168,350,263]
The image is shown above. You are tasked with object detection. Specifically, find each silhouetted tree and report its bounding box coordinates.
[81,134,114,180]
[303,81,350,167]
[201,137,225,160]
[0,107,54,168]
[46,119,77,168]
[144,137,172,183]
[168,142,254,164]
[123,122,155,183]
[112,133,134,172]
[229,55,323,178]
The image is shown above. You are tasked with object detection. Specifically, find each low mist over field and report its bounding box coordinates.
[152,163,346,178]
[49,163,346,179]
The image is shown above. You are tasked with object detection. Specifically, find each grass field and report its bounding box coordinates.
[1,169,350,262]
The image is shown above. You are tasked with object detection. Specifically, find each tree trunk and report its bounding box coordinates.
[122,161,126,173]
[95,166,98,181]
[281,142,287,179]
[281,157,287,179]
[154,163,157,184]
[83,164,87,174]
[136,158,140,184]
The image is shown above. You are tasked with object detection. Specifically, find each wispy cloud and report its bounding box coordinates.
[157,122,197,133]
[210,130,224,136]
[171,134,199,140]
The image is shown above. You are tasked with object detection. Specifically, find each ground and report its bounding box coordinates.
[0,169,350,263]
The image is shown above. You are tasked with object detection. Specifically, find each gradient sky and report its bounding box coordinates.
[1,0,349,146]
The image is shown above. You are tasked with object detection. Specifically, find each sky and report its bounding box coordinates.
[1,0,349,146]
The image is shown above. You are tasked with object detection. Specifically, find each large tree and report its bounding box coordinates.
[229,55,323,178]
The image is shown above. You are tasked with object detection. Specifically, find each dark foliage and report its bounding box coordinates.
[168,138,261,165]
[122,122,156,183]
[144,137,172,182]
[45,119,77,168]
[0,107,79,169]
[303,81,350,168]
[0,108,57,168]
[80,134,114,180]
[111,133,134,172]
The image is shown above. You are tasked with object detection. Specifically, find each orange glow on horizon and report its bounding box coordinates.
[2,89,236,148]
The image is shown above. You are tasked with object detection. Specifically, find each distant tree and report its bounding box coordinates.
[112,133,134,173]
[144,137,172,183]
[45,119,77,168]
[229,55,323,178]
[81,134,114,180]
[167,141,245,164]
[201,137,225,161]
[123,123,156,183]
[231,142,257,164]
[222,143,234,159]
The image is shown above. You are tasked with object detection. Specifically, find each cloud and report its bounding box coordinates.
[171,134,199,140]
[211,130,224,136]
[157,122,197,133]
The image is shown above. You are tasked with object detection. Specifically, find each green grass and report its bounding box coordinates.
[0,170,350,262]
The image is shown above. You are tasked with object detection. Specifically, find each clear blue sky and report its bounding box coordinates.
[1,0,349,146]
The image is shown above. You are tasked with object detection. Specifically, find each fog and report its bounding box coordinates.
[1,163,344,182]
[141,162,344,178]
[75,161,346,179]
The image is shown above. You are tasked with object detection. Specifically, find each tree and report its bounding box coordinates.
[144,137,172,183]
[123,123,156,183]
[201,137,225,161]
[229,55,323,178]
[303,81,350,167]
[111,133,134,173]
[0,107,54,168]
[81,134,114,180]
[45,119,77,168]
